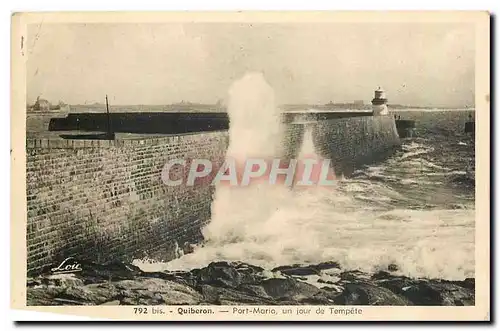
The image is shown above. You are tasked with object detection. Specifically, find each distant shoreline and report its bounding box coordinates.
[26,103,475,114]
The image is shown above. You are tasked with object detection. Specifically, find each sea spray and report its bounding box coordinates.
[133,74,475,281]
[292,123,337,187]
[224,72,283,160]
[201,72,293,244]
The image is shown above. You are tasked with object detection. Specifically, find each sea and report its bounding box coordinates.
[133,74,476,281]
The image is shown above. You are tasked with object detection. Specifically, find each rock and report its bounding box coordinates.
[119,296,136,305]
[140,271,176,280]
[376,276,475,306]
[340,270,371,282]
[463,278,475,289]
[292,276,308,281]
[317,278,338,285]
[198,284,220,303]
[310,261,341,270]
[299,292,336,305]
[271,264,301,271]
[100,300,121,305]
[75,260,143,284]
[400,282,446,305]
[233,262,265,273]
[188,268,201,276]
[320,285,344,294]
[115,277,203,305]
[231,265,266,285]
[400,281,474,306]
[115,277,181,292]
[27,287,66,306]
[261,270,288,279]
[195,261,264,288]
[376,276,416,295]
[238,284,273,299]
[199,285,275,305]
[120,296,162,305]
[158,291,202,305]
[271,266,319,276]
[142,270,199,289]
[130,290,164,302]
[197,262,242,288]
[172,274,199,289]
[25,260,475,307]
[183,242,196,254]
[52,297,90,305]
[334,283,413,306]
[388,264,399,272]
[445,278,475,290]
[27,278,42,287]
[371,271,392,280]
[318,272,341,284]
[61,283,119,305]
[259,278,321,301]
[461,278,475,290]
[41,274,85,288]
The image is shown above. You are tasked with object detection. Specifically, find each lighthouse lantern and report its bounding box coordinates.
[372,87,389,115]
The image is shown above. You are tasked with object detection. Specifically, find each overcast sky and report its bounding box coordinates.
[26,22,475,107]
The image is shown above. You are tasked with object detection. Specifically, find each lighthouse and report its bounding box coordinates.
[371,87,389,115]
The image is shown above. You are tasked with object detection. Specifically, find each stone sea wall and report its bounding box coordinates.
[26,115,400,274]
[312,115,400,176]
[26,133,228,274]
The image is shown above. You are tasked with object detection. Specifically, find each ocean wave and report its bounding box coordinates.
[402,142,426,150]
[134,189,475,281]
[353,166,401,183]
[449,174,476,186]
[399,178,442,186]
[398,158,451,173]
[427,170,467,177]
[133,81,475,282]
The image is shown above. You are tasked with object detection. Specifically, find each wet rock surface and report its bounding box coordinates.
[26,261,474,306]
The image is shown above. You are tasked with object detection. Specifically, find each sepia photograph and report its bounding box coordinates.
[10,11,490,321]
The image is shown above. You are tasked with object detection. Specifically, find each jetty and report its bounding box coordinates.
[395,118,416,138]
[464,114,475,134]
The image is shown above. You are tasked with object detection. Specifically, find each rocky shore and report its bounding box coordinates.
[26,260,474,306]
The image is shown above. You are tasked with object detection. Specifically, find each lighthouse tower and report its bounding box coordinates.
[371,87,389,115]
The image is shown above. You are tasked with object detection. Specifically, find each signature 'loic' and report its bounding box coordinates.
[50,257,83,274]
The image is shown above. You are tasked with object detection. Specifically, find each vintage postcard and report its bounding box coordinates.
[11,11,490,321]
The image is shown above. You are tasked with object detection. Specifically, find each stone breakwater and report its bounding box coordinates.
[26,115,400,274]
[27,261,474,306]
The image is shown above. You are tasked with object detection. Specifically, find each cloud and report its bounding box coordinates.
[27,22,475,107]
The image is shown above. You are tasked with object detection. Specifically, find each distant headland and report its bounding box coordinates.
[26,98,473,113]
